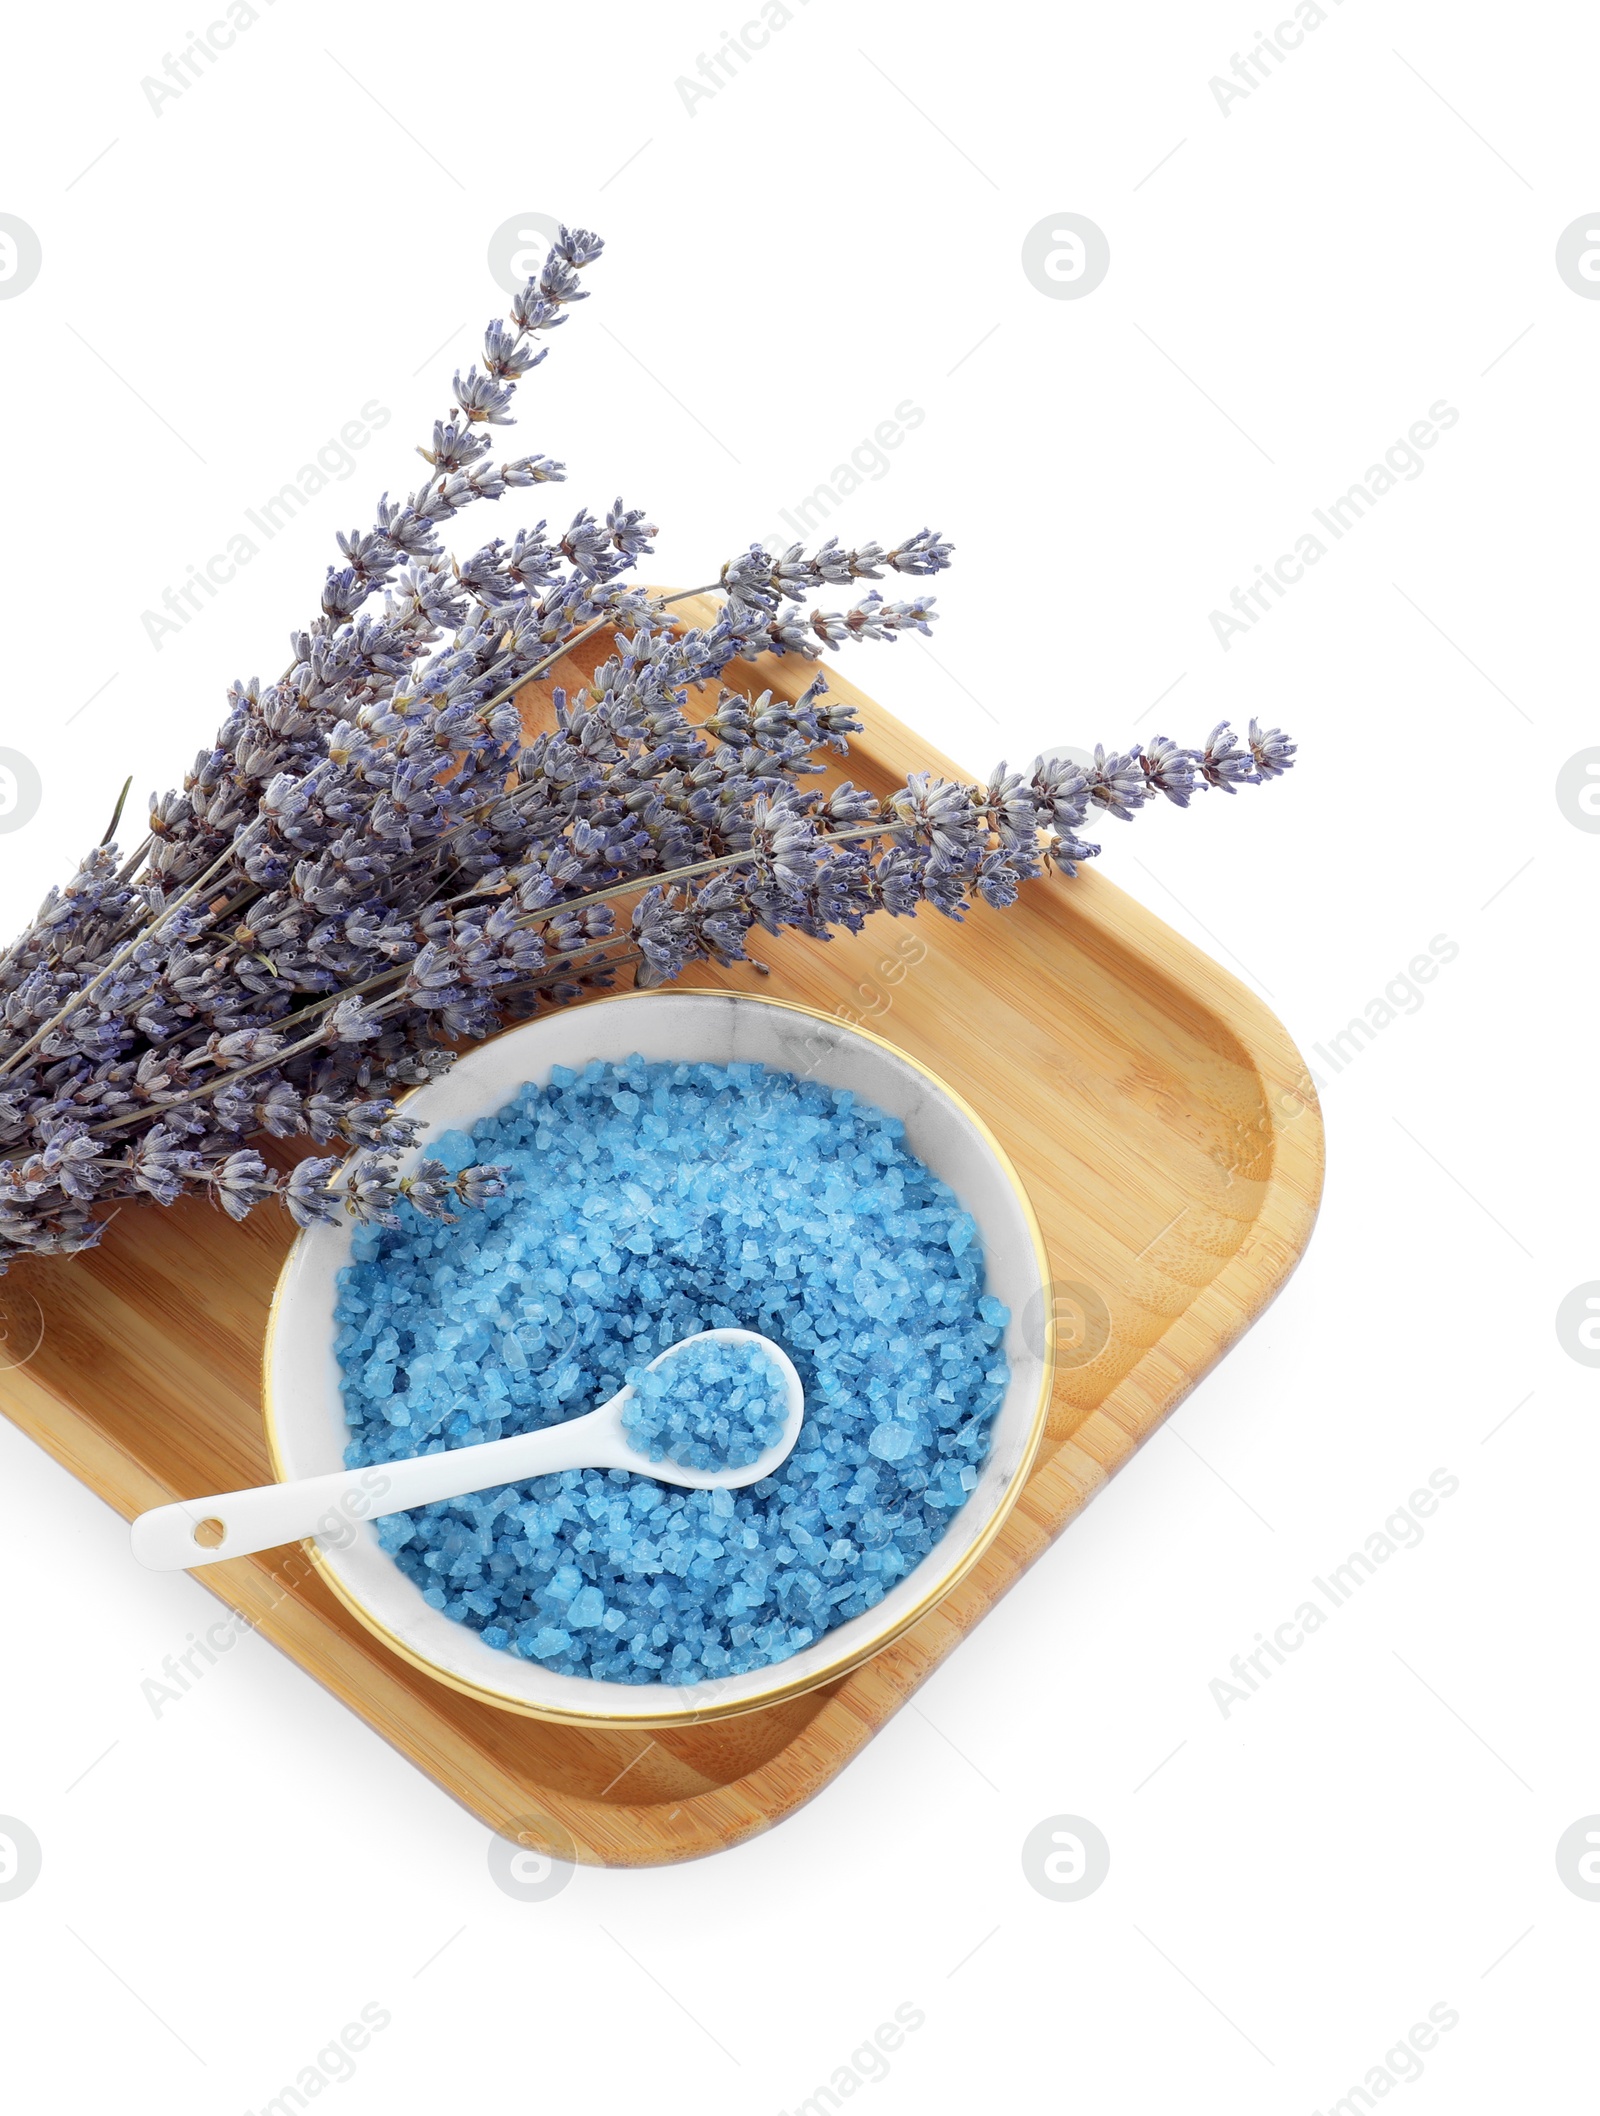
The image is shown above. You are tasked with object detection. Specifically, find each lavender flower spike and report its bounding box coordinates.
[0,230,1295,1271]
[1249,719,1297,778]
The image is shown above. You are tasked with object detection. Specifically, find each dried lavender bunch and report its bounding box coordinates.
[0,228,1294,1270]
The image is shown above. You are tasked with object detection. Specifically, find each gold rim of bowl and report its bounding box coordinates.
[261,987,1056,1728]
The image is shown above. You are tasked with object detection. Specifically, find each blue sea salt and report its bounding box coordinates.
[622,1338,788,1471]
[334,1055,1011,1686]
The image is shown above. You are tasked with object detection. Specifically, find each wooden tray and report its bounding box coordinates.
[0,601,1324,1865]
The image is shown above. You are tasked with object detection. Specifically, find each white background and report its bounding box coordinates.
[0,2,1594,2109]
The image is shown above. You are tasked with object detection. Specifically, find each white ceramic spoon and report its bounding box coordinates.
[129,1327,804,1571]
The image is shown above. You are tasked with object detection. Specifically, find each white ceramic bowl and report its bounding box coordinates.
[264,989,1053,1727]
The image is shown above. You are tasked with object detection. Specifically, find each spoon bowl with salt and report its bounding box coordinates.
[129,1328,804,1571]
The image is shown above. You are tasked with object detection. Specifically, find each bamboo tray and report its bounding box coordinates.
[0,601,1324,1865]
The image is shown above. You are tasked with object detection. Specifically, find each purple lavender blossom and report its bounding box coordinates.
[0,226,1295,1270]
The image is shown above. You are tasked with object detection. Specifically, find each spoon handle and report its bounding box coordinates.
[129,1400,627,1570]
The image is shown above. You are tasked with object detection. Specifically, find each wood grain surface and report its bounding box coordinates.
[0,602,1324,1864]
